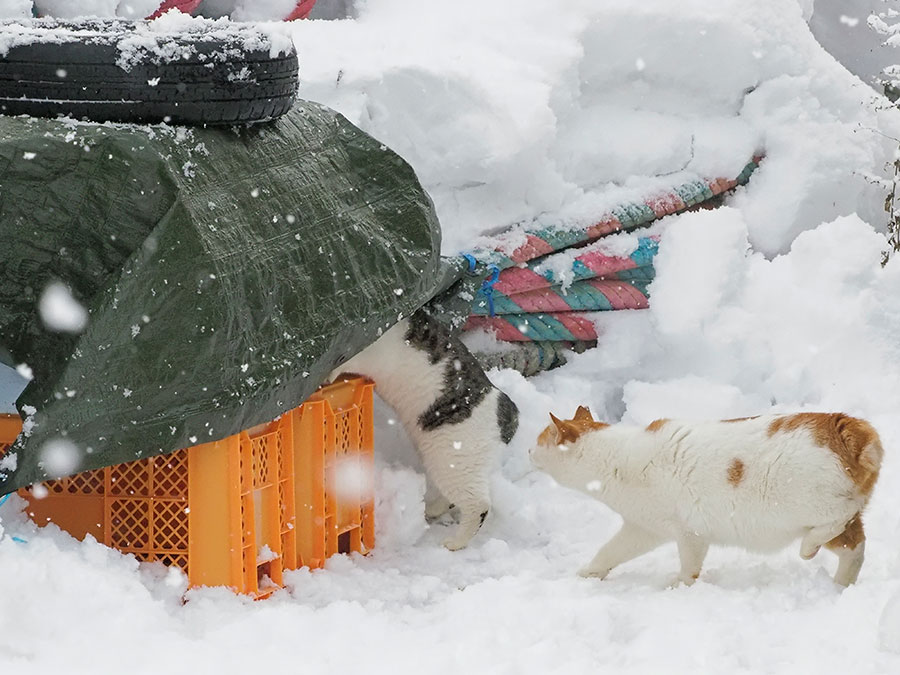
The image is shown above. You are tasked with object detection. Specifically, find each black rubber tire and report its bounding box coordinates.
[0,18,299,125]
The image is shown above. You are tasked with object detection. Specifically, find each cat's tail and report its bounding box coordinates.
[497,391,519,445]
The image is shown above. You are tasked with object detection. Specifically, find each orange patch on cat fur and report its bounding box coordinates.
[537,424,556,447]
[723,416,760,423]
[727,458,745,486]
[573,406,595,423]
[645,419,669,432]
[548,406,608,444]
[825,513,864,551]
[767,413,883,495]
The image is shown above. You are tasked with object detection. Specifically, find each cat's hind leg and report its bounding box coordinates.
[824,514,865,587]
[578,522,664,579]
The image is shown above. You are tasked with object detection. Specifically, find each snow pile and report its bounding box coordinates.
[579,210,900,423]
[4,0,900,672]
[292,0,899,257]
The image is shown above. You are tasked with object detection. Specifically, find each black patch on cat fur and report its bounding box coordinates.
[404,309,456,365]
[407,310,494,431]
[496,391,518,444]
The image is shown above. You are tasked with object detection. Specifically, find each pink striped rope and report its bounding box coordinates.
[465,312,600,342]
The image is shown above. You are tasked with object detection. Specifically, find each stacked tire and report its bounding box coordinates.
[0,18,299,125]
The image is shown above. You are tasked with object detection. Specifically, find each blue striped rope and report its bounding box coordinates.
[456,159,760,273]
[470,279,652,316]
[499,313,578,342]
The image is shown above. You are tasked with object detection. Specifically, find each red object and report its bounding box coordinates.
[285,0,317,20]
[147,0,203,20]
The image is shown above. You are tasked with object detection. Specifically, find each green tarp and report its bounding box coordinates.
[0,102,463,493]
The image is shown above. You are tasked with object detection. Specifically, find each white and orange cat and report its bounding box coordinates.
[531,407,883,587]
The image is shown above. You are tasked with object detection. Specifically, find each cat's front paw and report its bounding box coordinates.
[425,497,453,520]
[442,535,469,551]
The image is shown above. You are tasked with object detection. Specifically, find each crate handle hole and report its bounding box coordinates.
[338,531,352,554]
[257,561,275,589]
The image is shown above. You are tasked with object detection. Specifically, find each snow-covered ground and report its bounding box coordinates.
[5,0,900,672]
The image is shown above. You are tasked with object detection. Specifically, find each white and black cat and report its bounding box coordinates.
[332,309,518,550]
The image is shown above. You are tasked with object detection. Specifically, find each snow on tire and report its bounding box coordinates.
[0,17,298,125]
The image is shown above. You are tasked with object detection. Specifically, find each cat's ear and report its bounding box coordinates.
[550,413,580,444]
[574,405,594,422]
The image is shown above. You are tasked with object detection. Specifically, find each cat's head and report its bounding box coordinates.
[530,406,607,482]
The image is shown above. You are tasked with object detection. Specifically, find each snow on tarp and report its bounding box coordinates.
[0,102,457,493]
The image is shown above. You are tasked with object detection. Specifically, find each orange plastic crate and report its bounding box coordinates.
[0,378,375,598]
[0,413,20,456]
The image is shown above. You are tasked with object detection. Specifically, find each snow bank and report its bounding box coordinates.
[608,212,900,422]
[544,209,900,432]
[293,0,900,257]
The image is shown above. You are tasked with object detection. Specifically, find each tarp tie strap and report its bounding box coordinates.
[481,265,500,317]
[460,253,500,316]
